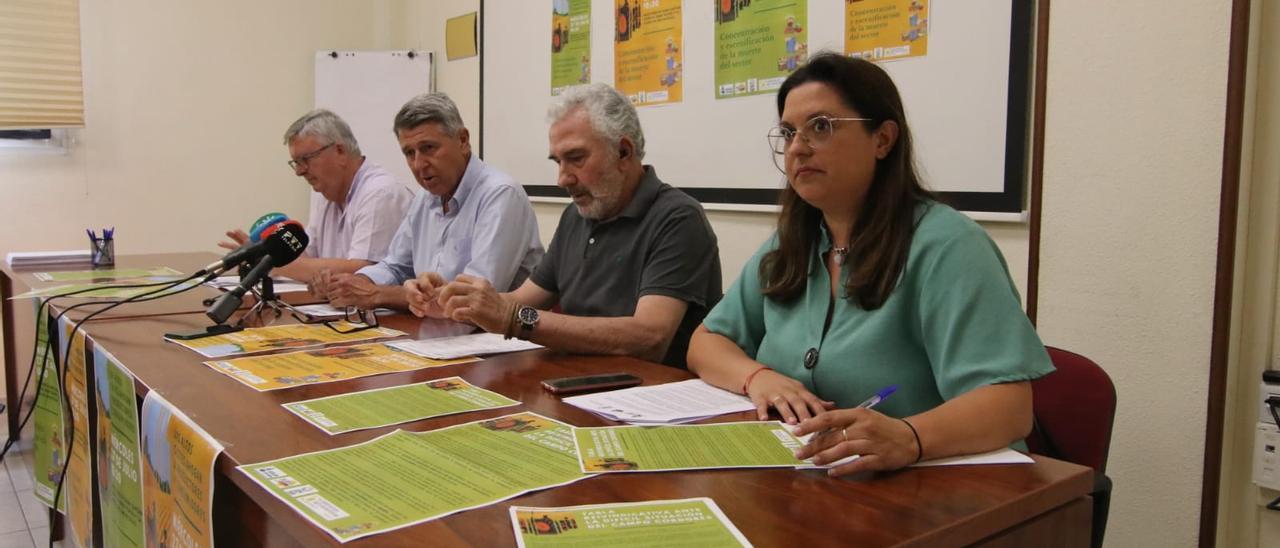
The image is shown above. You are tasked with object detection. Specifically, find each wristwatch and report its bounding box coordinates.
[515,306,540,338]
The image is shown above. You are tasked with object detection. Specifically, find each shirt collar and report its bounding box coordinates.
[809,222,835,275]
[616,165,662,220]
[427,155,481,212]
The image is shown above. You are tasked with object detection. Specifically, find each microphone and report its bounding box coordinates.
[249,212,289,243]
[256,221,308,266]
[200,219,300,275]
[205,223,309,324]
[206,255,274,324]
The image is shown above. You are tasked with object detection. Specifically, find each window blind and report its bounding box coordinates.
[0,0,84,129]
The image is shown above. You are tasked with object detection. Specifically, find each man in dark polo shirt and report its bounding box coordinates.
[418,83,720,368]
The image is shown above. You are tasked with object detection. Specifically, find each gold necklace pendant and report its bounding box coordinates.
[832,247,849,266]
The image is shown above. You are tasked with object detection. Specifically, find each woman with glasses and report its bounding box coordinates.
[687,53,1054,475]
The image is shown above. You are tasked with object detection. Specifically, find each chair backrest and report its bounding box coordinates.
[1025,346,1117,473]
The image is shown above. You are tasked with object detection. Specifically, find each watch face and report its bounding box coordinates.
[518,306,539,327]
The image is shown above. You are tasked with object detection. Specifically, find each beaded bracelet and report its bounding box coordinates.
[901,418,923,463]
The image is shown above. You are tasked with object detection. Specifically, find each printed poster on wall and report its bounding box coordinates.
[714,0,808,99]
[844,0,929,61]
[58,319,93,548]
[551,0,592,95]
[31,302,65,511]
[95,346,145,548]
[613,0,683,106]
[142,391,224,548]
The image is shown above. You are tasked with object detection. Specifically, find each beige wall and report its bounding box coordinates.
[0,0,403,258]
[0,1,1252,546]
[398,1,481,152]
[1038,1,1231,546]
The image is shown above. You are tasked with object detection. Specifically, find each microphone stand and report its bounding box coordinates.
[240,272,285,326]
[167,257,280,340]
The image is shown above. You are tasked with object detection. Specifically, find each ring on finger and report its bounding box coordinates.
[841,428,848,442]
[770,396,783,404]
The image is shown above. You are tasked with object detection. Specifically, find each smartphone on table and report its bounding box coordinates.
[541,373,643,395]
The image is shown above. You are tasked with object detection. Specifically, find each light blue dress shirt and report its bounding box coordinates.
[356,156,544,290]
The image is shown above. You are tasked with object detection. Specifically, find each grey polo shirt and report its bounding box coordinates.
[529,166,721,368]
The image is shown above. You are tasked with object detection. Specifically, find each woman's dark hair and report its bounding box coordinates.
[761,52,936,310]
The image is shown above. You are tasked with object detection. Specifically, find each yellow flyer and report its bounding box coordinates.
[164,322,406,358]
[142,391,224,548]
[845,0,928,61]
[204,343,479,392]
[613,0,683,106]
[58,319,93,548]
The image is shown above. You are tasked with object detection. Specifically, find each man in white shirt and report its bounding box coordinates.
[219,109,412,281]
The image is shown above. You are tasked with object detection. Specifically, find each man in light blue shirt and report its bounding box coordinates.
[316,93,543,310]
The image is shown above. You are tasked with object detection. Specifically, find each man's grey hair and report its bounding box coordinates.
[283,109,361,156]
[547,83,645,160]
[393,92,466,137]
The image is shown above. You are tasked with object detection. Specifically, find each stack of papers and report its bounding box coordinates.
[205,275,309,294]
[6,250,91,268]
[562,379,754,424]
[388,333,543,360]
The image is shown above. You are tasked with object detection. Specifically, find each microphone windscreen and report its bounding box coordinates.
[249,212,289,243]
[259,221,309,267]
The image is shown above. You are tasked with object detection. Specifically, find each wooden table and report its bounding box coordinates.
[76,311,1094,547]
[2,252,320,439]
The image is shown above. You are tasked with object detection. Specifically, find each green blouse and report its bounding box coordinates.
[702,202,1054,420]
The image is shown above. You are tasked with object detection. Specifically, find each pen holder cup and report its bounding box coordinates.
[90,237,115,267]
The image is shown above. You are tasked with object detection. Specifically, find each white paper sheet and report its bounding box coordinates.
[388,333,543,360]
[563,379,755,425]
[206,275,308,294]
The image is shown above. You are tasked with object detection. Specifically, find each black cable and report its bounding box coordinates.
[1,277,188,461]
[47,272,209,518]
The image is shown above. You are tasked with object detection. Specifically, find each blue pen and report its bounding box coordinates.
[855,384,898,410]
[810,384,898,443]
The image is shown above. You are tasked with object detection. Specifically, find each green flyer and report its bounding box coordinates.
[283,377,520,435]
[573,421,806,472]
[31,301,65,511]
[510,498,751,547]
[13,278,199,300]
[94,345,144,548]
[551,0,591,95]
[714,0,807,99]
[238,412,588,543]
[33,266,184,282]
